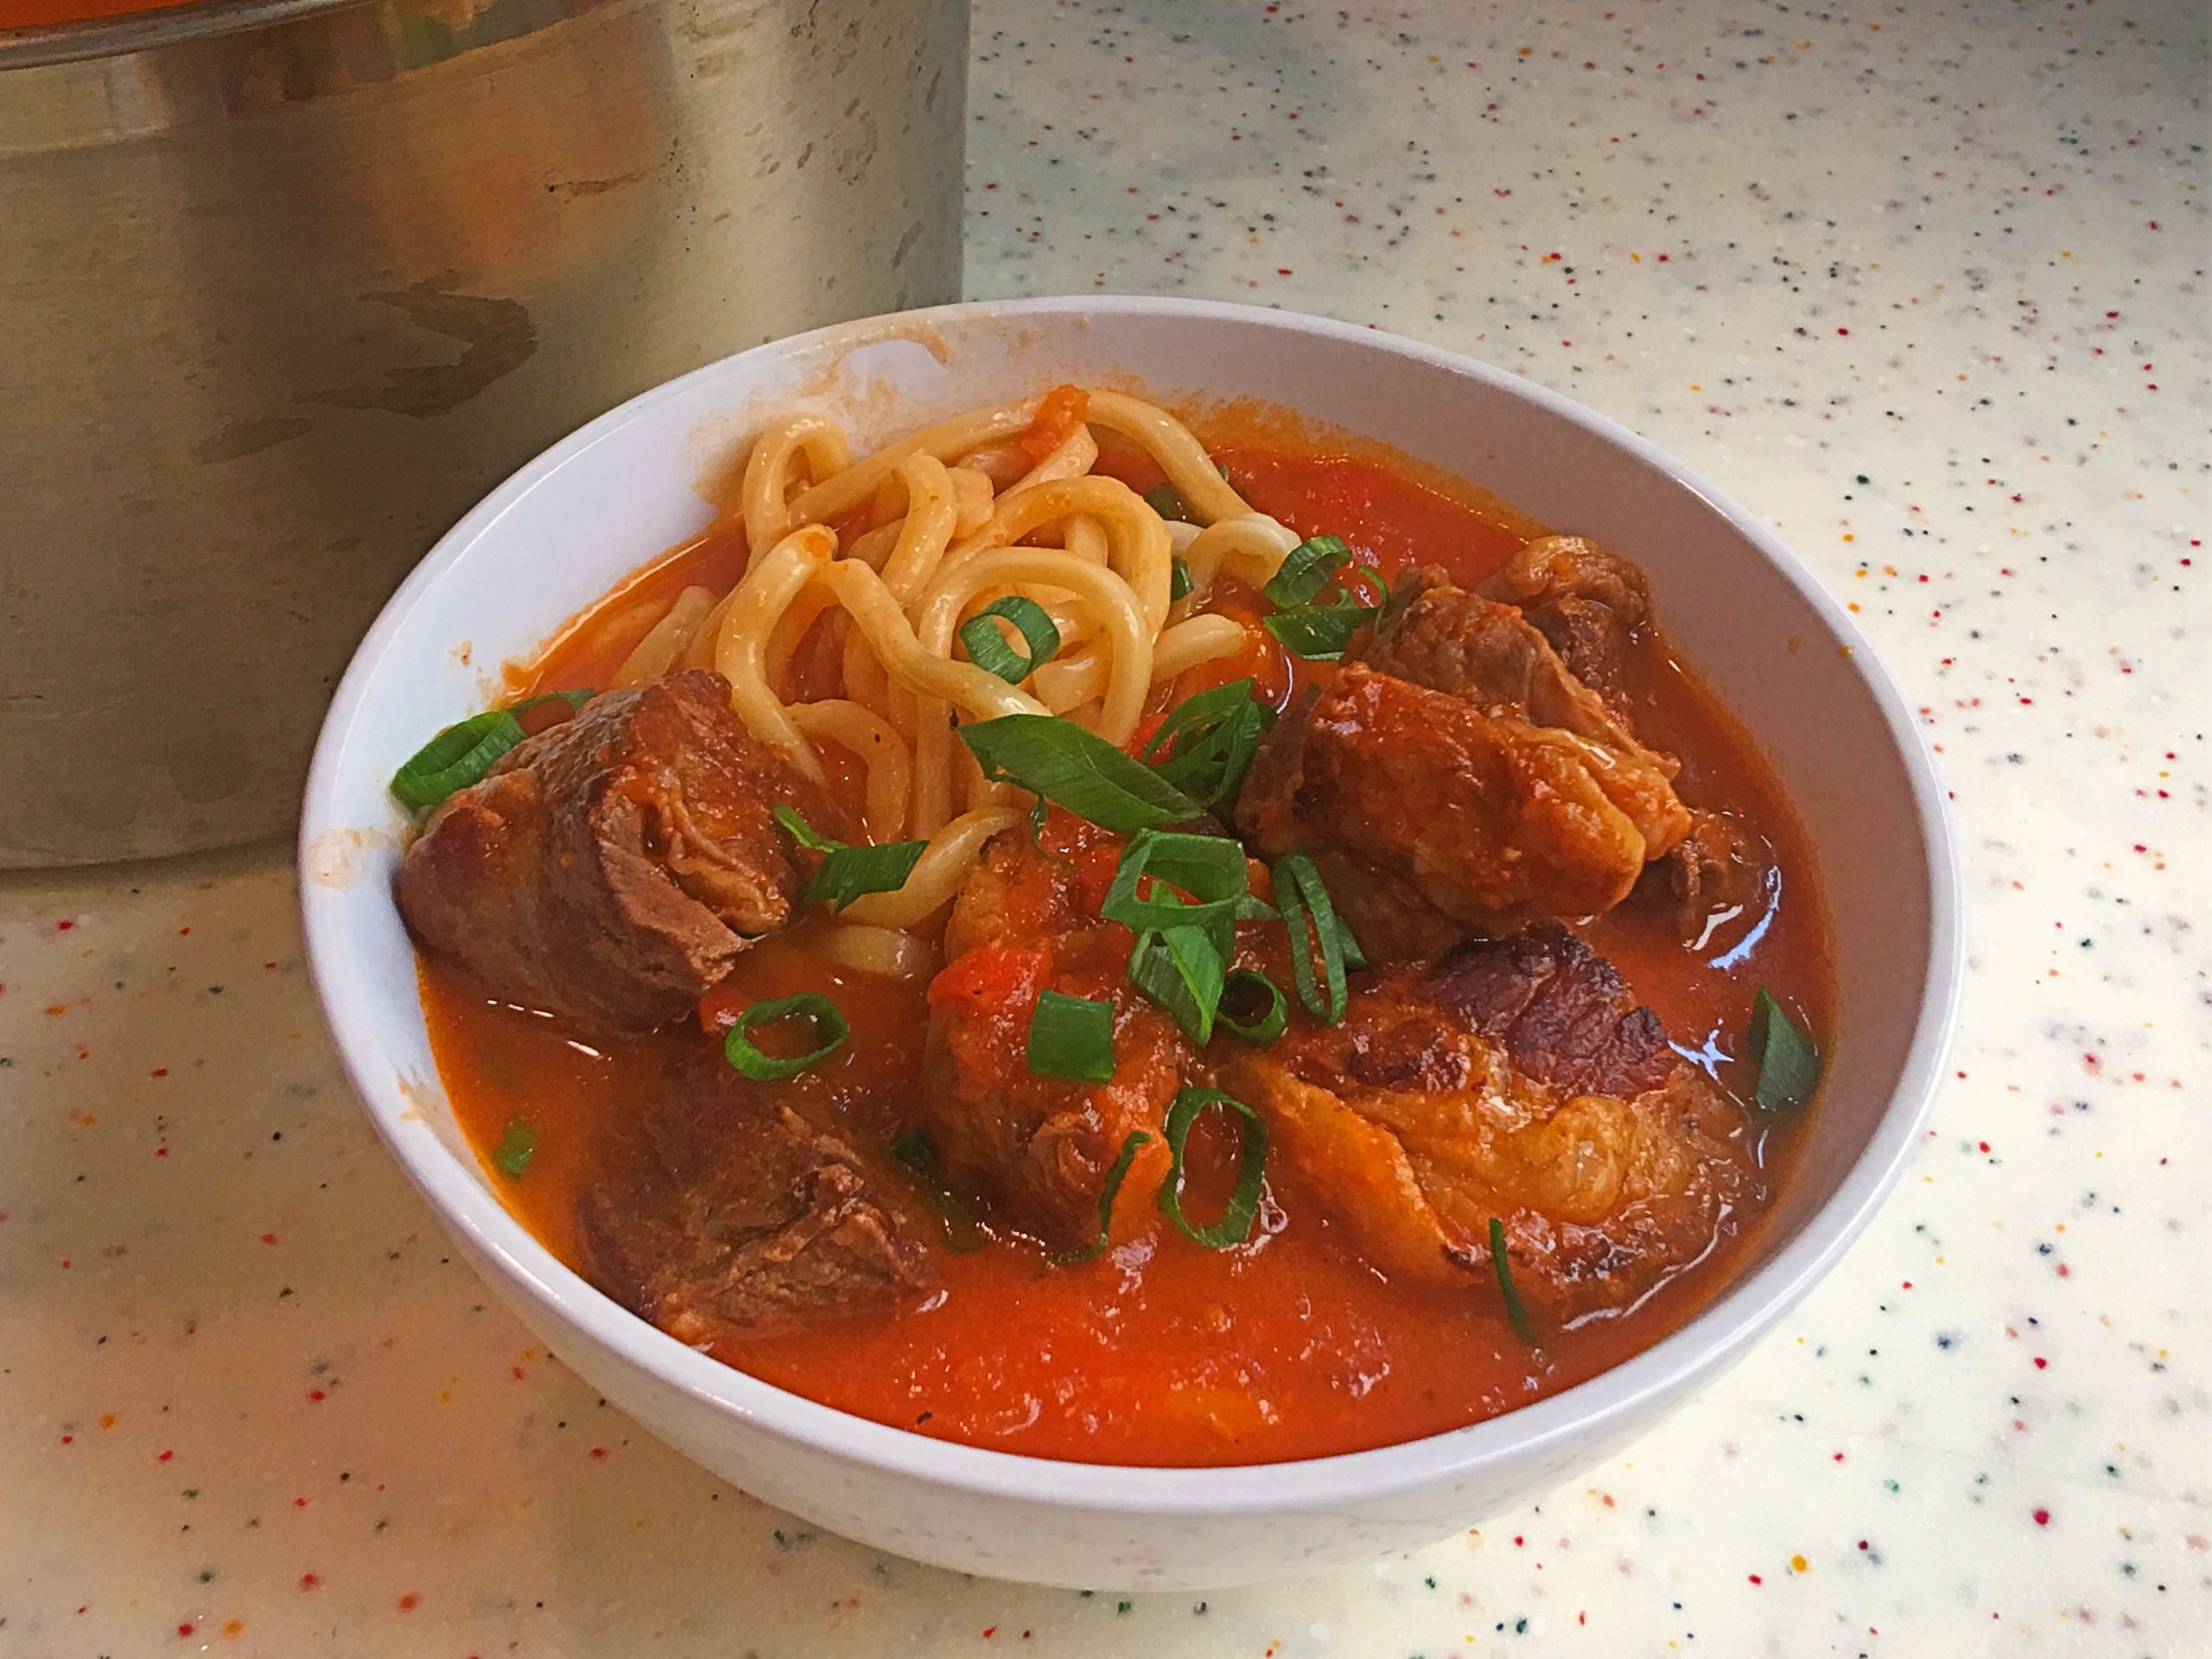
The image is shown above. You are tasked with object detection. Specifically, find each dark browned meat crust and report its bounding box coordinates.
[1420,928,1676,1098]
[579,1055,932,1345]
[397,671,837,1033]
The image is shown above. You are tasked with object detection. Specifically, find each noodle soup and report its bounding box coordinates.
[389,385,1830,1465]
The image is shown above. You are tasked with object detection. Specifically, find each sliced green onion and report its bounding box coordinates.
[1157,1087,1268,1249]
[1263,590,1381,661]
[1490,1216,1538,1345]
[1146,485,1193,524]
[390,689,594,812]
[1141,677,1274,810]
[1027,989,1116,1084]
[892,1131,985,1253]
[722,991,849,1081]
[958,596,1060,685]
[1049,1130,1151,1263]
[1749,988,1821,1112]
[1127,920,1227,1044]
[772,803,841,853]
[772,804,928,912]
[1100,829,1255,936]
[1218,969,1289,1044]
[1026,796,1051,849]
[1170,557,1194,601]
[960,713,1201,834]
[1274,852,1360,1024]
[1263,535,1353,608]
[491,1117,537,1179]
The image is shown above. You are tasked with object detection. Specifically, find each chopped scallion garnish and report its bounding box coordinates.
[1263,589,1381,660]
[491,1117,537,1179]
[1157,1087,1268,1249]
[1099,829,1260,936]
[891,1131,985,1253]
[390,689,594,812]
[959,714,1201,834]
[1273,852,1361,1024]
[1050,1130,1152,1263]
[722,991,849,1081]
[1262,535,1353,608]
[772,804,928,912]
[1027,989,1116,1084]
[957,595,1060,684]
[1218,968,1289,1044]
[1748,988,1821,1112]
[1141,677,1274,810]
[1170,557,1194,601]
[1489,1216,1538,1346]
[1127,919,1227,1044]
[1146,484,1193,524]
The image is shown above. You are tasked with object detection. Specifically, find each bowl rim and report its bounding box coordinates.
[301,293,1962,1515]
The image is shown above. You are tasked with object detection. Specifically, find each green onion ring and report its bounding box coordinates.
[958,595,1061,684]
[1156,1087,1268,1249]
[1218,968,1289,1045]
[722,992,849,1081]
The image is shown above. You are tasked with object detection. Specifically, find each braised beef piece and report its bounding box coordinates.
[398,670,838,1033]
[1239,664,1687,950]
[1354,565,1654,760]
[920,828,1188,1254]
[580,1053,933,1345]
[1222,929,1757,1319]
[1237,563,1688,957]
[1483,536,1654,713]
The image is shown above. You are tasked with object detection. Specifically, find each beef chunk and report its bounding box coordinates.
[1420,928,1676,1098]
[399,670,837,1033]
[1484,536,1654,712]
[1221,933,1757,1319]
[920,828,1187,1254]
[580,1055,932,1345]
[1355,566,1653,760]
[1237,666,1688,944]
[1237,562,1688,957]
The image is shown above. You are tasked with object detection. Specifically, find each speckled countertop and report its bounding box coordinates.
[3,2,2205,1654]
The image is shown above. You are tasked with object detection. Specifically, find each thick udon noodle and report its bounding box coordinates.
[606,389,1302,976]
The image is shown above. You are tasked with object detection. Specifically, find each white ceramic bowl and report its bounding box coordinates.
[301,297,1960,1591]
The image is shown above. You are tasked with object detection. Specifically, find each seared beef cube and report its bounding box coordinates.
[919,829,1186,1254]
[1220,931,1757,1320]
[398,670,836,1033]
[580,1056,933,1345]
[1238,667,1688,943]
[1484,536,1654,712]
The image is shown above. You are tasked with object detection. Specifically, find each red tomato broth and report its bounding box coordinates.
[418,417,1834,1467]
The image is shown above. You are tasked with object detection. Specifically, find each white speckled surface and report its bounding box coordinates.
[3,1,2205,1654]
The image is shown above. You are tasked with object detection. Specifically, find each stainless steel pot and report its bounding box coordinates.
[0,0,965,865]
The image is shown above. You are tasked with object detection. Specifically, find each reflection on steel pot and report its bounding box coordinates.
[0,0,966,865]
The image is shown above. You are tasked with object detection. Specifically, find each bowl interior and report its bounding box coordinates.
[302,297,1955,1500]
